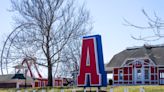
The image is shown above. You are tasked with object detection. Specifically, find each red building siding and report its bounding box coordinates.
[124,67,128,74]
[114,68,118,74]
[112,59,164,85]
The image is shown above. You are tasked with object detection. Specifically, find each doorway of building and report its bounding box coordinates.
[136,68,142,84]
[159,70,164,85]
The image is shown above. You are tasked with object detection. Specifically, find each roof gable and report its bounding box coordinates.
[106,45,164,68]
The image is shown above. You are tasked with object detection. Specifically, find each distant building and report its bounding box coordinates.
[0,57,74,88]
[0,74,73,88]
[106,45,164,85]
[0,74,33,88]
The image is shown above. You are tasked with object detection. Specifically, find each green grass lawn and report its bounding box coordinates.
[0,85,164,92]
[108,85,164,92]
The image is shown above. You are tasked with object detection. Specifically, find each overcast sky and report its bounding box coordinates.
[1,0,164,65]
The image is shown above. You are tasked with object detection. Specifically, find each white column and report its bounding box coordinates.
[42,89,46,92]
[84,88,87,92]
[16,82,19,89]
[134,67,136,85]
[157,67,159,84]
[109,87,113,92]
[25,89,28,92]
[72,88,76,92]
[140,87,145,92]
[16,90,21,92]
[149,66,151,84]
[142,65,145,84]
[61,89,64,92]
[124,88,128,92]
[96,88,99,92]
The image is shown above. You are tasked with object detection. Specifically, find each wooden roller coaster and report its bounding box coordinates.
[16,57,73,87]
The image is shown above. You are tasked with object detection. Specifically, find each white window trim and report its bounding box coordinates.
[144,68,150,81]
[136,68,142,81]
[121,57,156,67]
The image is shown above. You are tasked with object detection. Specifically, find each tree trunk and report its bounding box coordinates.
[48,58,53,86]
[46,30,53,86]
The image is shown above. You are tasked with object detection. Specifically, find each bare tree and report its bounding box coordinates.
[56,38,82,77]
[124,9,164,41]
[1,0,91,86]
[52,38,82,86]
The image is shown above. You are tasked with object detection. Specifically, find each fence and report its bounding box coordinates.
[4,86,164,92]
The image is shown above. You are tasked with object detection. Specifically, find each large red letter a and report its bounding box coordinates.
[77,37,101,86]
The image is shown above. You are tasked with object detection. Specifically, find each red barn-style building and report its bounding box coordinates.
[106,45,164,85]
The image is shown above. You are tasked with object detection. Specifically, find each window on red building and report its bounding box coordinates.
[137,69,141,79]
[145,69,149,80]
[119,70,123,80]
[160,72,164,78]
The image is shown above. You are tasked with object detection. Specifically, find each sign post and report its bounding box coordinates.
[77,35,107,90]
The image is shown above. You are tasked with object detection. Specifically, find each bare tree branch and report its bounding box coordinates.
[124,9,164,41]
[1,0,91,86]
